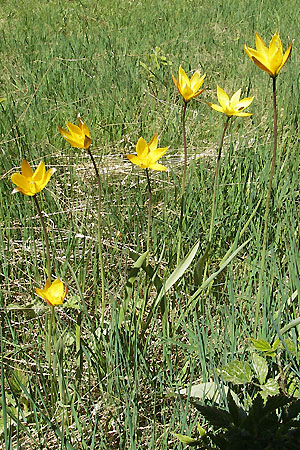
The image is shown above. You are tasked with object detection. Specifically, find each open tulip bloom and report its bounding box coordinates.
[244,32,292,78]
[58,116,92,149]
[35,278,68,307]
[11,159,56,196]
[172,66,206,103]
[126,134,168,171]
[207,86,254,117]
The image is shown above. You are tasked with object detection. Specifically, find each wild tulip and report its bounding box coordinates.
[35,279,68,307]
[11,159,56,196]
[244,32,292,78]
[58,116,92,149]
[126,134,168,171]
[207,86,254,117]
[172,66,206,103]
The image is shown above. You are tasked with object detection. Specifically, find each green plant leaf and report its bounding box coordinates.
[179,381,240,406]
[173,433,202,446]
[193,241,210,287]
[251,338,277,356]
[219,360,253,385]
[252,353,268,385]
[141,241,200,337]
[260,379,280,397]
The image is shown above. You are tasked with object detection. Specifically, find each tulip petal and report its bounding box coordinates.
[207,102,224,113]
[217,86,229,110]
[66,121,82,135]
[230,89,241,106]
[234,96,254,110]
[126,154,142,167]
[279,41,293,72]
[21,159,33,177]
[171,73,179,89]
[178,66,190,90]
[32,161,45,182]
[11,173,31,193]
[252,56,274,76]
[78,117,91,138]
[148,133,158,152]
[255,32,269,58]
[269,32,283,58]
[148,163,167,172]
[149,146,169,163]
[136,137,148,158]
[234,112,252,117]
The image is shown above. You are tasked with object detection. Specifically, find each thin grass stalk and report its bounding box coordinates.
[177,101,188,264]
[208,116,231,243]
[33,195,51,280]
[86,147,105,323]
[255,77,277,333]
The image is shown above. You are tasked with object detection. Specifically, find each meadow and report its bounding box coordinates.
[0,0,300,448]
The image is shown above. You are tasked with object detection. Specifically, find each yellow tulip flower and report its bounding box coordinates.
[172,66,206,103]
[11,159,56,196]
[35,278,68,307]
[58,116,92,149]
[126,134,168,171]
[244,32,292,78]
[207,86,254,117]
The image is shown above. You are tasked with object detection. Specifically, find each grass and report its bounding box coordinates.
[1,0,300,448]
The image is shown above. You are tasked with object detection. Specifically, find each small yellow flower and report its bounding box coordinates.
[207,86,254,117]
[58,116,92,149]
[244,32,292,78]
[35,279,68,307]
[126,134,168,171]
[11,159,56,196]
[172,66,206,103]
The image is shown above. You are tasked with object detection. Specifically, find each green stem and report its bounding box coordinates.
[146,168,152,262]
[87,147,105,323]
[255,77,277,333]
[177,101,188,264]
[33,195,51,280]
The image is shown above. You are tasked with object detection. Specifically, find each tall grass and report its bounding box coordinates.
[1,0,299,448]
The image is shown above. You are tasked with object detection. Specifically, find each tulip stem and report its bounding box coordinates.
[146,168,152,262]
[176,101,188,264]
[87,147,106,323]
[182,101,188,191]
[33,195,51,280]
[255,77,277,333]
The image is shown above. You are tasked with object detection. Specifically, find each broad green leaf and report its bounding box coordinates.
[219,360,253,385]
[251,338,277,356]
[252,353,268,385]
[260,379,280,397]
[179,381,240,406]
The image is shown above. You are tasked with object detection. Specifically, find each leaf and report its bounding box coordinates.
[179,381,240,406]
[0,97,5,103]
[193,402,232,428]
[173,433,202,446]
[141,241,200,338]
[251,338,277,356]
[187,239,251,310]
[218,360,253,385]
[260,379,280,397]
[252,353,268,385]
[193,242,210,287]
[280,317,300,335]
